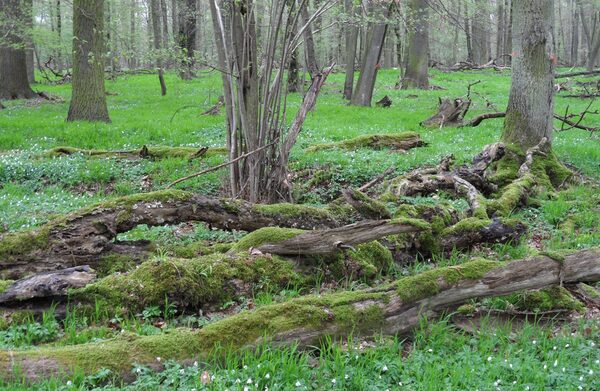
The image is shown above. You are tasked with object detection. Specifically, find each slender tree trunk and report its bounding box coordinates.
[300,0,319,78]
[56,0,62,72]
[350,3,390,106]
[171,0,179,44]
[343,0,358,100]
[178,0,197,79]
[0,0,36,100]
[464,1,473,62]
[160,0,170,51]
[570,0,579,66]
[496,0,505,63]
[67,0,110,122]
[130,0,137,69]
[502,0,555,152]
[577,0,600,71]
[471,0,490,65]
[150,0,168,95]
[504,0,512,64]
[401,0,429,90]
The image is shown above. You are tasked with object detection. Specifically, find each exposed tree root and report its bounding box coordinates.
[305,132,426,152]
[41,145,227,160]
[1,248,597,381]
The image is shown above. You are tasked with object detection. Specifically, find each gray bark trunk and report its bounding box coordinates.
[501,0,555,151]
[150,0,168,95]
[401,0,429,89]
[343,0,359,100]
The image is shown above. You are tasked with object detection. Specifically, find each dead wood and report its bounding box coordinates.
[257,219,423,256]
[358,167,395,192]
[201,96,225,115]
[463,111,506,127]
[341,189,392,219]
[375,95,392,108]
[555,69,600,78]
[420,98,471,127]
[0,191,342,279]
[42,145,224,160]
[0,266,95,304]
[2,248,597,381]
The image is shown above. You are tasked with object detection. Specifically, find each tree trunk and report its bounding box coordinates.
[130,0,137,69]
[150,0,168,95]
[501,0,555,152]
[351,2,390,106]
[66,0,110,122]
[401,0,429,90]
[496,0,505,64]
[178,0,197,79]
[577,0,600,71]
[342,0,359,100]
[171,0,179,45]
[0,0,36,100]
[300,0,319,78]
[160,0,170,51]
[471,0,490,65]
[570,0,579,66]
[2,249,598,381]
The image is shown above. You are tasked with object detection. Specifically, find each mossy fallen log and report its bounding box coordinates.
[1,248,597,381]
[305,132,426,152]
[41,145,227,160]
[0,190,343,279]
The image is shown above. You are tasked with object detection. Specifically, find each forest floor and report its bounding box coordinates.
[0,68,598,390]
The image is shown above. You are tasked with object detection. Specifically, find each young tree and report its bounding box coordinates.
[577,0,600,71]
[150,0,168,95]
[342,0,358,100]
[400,0,429,89]
[0,0,36,100]
[502,0,555,151]
[67,0,111,122]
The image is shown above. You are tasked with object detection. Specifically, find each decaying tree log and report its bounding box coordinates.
[420,98,471,127]
[0,191,343,279]
[0,266,95,304]
[342,189,392,219]
[375,95,392,108]
[555,69,600,78]
[306,132,426,152]
[201,95,224,115]
[42,145,226,160]
[257,219,425,256]
[2,248,597,381]
[463,111,506,127]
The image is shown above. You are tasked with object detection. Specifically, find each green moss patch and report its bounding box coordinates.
[0,280,14,294]
[306,132,424,152]
[513,286,584,313]
[41,146,227,160]
[72,253,301,313]
[396,260,501,302]
[231,227,306,252]
[252,203,334,222]
[441,218,492,237]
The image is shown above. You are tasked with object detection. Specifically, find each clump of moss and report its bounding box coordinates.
[306,132,424,152]
[487,175,535,216]
[441,217,492,237]
[0,226,51,268]
[456,303,476,315]
[231,227,305,252]
[0,280,14,294]
[396,260,501,302]
[42,146,227,160]
[252,203,334,221]
[391,217,431,231]
[168,241,232,258]
[72,253,300,313]
[578,283,600,299]
[514,286,584,313]
[96,254,138,277]
[345,189,391,219]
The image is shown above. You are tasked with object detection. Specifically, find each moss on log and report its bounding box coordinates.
[306,132,426,152]
[41,146,228,160]
[2,248,597,381]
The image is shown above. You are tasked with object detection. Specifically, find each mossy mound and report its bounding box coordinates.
[320,241,395,281]
[306,132,424,152]
[0,227,51,269]
[72,253,301,313]
[231,227,306,252]
[0,280,14,294]
[166,241,233,259]
[512,286,584,313]
[396,260,501,302]
[252,203,335,222]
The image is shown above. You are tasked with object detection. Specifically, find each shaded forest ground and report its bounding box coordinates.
[0,68,598,389]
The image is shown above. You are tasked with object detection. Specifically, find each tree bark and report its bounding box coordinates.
[150,0,168,95]
[178,0,197,79]
[501,0,555,152]
[400,0,429,89]
[342,0,359,100]
[299,0,319,78]
[66,0,111,122]
[577,1,600,71]
[2,249,598,381]
[130,0,137,69]
[0,0,36,100]
[351,2,390,106]
[471,0,491,65]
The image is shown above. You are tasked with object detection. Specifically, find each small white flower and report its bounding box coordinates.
[265,373,270,379]
[544,364,547,369]
[578,387,582,390]
[179,369,185,374]
[265,388,268,391]
[247,378,253,384]
[579,376,584,381]
[589,369,594,375]
[487,356,493,362]
[398,382,403,386]
[344,374,349,380]
[244,387,249,391]
[236,379,241,384]
[509,363,513,369]
[591,341,596,347]
[192,389,196,391]
[513,381,517,385]
[194,361,198,366]
[331,379,336,384]
[244,365,248,369]
[554,360,558,367]
[565,344,570,348]
[562,367,566,372]
[156,356,161,362]
[382,365,388,372]
[553,346,557,350]
[66,381,72,387]
[595,359,599,364]
[532,340,537,345]
[428,348,433,353]
[257,364,261,368]
[295,381,301,387]
[136,367,142,373]
[493,382,498,387]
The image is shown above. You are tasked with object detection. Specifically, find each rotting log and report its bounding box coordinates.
[0,190,343,279]
[257,219,427,256]
[305,132,426,152]
[420,98,471,127]
[1,248,597,381]
[41,145,227,160]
